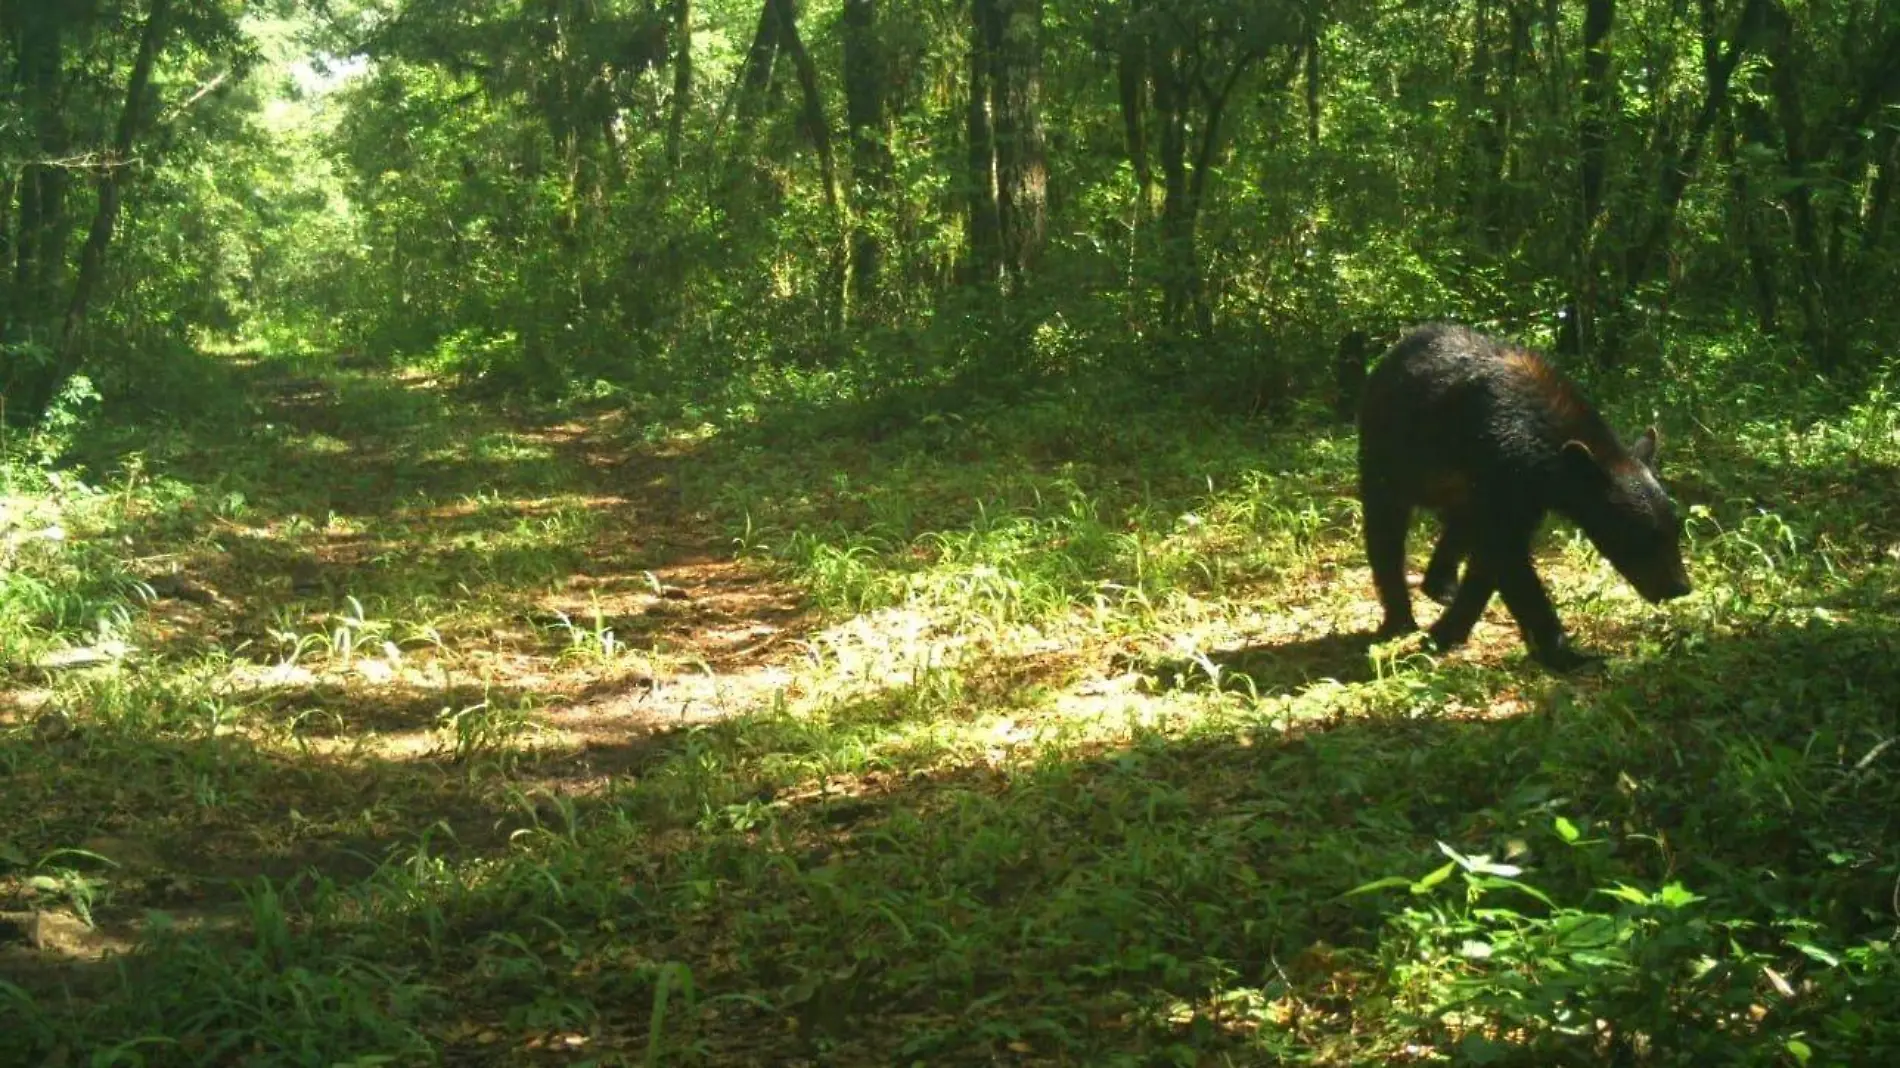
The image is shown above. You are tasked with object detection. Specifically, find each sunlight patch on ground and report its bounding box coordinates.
[10,350,1884,1066]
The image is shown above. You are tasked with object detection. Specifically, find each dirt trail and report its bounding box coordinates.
[185,369,815,752]
[2,362,827,981]
[496,409,815,771]
[355,372,809,741]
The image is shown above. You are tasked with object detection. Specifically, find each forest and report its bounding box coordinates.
[2,0,1898,1063]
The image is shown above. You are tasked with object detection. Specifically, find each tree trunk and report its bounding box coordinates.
[11,5,71,335]
[1303,24,1321,147]
[728,1,781,140]
[1153,46,1195,329]
[767,0,835,213]
[1763,3,1836,370]
[55,0,172,392]
[1180,50,1269,337]
[1118,8,1150,200]
[665,0,693,173]
[713,0,783,212]
[842,0,891,311]
[1578,0,1616,231]
[1725,106,1779,334]
[1543,0,1564,116]
[1115,8,1150,308]
[766,0,844,326]
[1822,22,1900,326]
[1334,329,1369,423]
[0,170,13,284]
[1862,124,1898,254]
[965,0,1002,288]
[1149,37,1269,337]
[1622,0,1764,293]
[1466,0,1501,246]
[1565,0,1615,360]
[990,0,1046,293]
[1501,2,1529,186]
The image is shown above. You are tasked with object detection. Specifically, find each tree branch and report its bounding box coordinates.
[158,69,232,125]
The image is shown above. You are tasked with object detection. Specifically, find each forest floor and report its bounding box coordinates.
[4,353,819,916]
[2,347,1897,1065]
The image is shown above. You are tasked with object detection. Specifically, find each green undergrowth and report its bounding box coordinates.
[1,344,1897,1065]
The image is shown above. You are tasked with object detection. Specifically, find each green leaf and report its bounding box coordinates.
[1471,876,1556,908]
[1553,816,1580,844]
[1601,883,1654,906]
[1414,860,1459,893]
[1343,875,1416,897]
[1789,941,1842,967]
[1657,883,1705,909]
[1466,858,1524,878]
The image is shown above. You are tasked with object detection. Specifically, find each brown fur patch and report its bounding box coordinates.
[1500,345,1601,434]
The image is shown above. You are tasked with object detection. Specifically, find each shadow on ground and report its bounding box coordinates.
[6,349,1895,1064]
[1126,630,1384,695]
[5,565,1898,1063]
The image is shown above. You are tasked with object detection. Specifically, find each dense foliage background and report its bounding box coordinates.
[1,0,1897,1064]
[10,0,1898,418]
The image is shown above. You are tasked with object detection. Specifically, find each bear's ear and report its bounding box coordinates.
[1629,426,1661,468]
[1562,438,1607,481]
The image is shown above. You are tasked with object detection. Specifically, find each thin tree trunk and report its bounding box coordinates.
[1501,2,1529,186]
[1822,23,1900,313]
[665,0,693,173]
[58,0,172,372]
[711,0,783,212]
[1543,0,1564,116]
[1466,0,1500,245]
[842,0,890,311]
[1118,9,1150,199]
[12,5,71,333]
[767,0,837,213]
[1303,24,1321,147]
[1725,106,1779,334]
[600,115,627,187]
[0,171,13,284]
[1334,329,1369,422]
[1153,47,1193,328]
[1763,3,1835,370]
[1183,51,1270,336]
[965,0,1002,288]
[1117,9,1150,306]
[1623,0,1764,292]
[1862,124,1898,254]
[1564,0,1616,360]
[766,0,844,326]
[1578,0,1616,233]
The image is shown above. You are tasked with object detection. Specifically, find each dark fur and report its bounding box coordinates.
[1357,324,1691,670]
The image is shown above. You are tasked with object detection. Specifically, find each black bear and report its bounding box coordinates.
[1357,323,1691,671]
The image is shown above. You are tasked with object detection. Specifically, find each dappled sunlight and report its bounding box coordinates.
[10,0,1900,1057]
[6,345,1896,1063]
[0,295,1893,1068]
